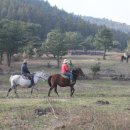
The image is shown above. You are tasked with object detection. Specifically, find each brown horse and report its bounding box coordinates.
[121,55,130,63]
[48,68,84,97]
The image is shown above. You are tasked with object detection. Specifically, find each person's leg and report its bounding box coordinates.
[28,74,34,88]
[30,75,34,86]
[69,72,74,84]
[65,73,70,79]
[69,72,73,81]
[65,72,74,84]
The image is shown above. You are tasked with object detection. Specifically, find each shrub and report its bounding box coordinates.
[91,63,100,79]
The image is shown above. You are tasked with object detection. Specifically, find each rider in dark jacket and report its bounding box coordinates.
[21,59,34,87]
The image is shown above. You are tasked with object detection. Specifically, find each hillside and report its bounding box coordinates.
[0,0,129,49]
[82,16,130,33]
[0,0,98,38]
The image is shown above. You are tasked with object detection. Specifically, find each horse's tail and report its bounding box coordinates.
[48,76,52,87]
[9,75,20,87]
[9,75,13,83]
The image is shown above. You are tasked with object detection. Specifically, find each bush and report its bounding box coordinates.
[12,53,21,61]
[91,63,100,79]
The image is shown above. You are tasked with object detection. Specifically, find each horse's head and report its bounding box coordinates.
[72,68,84,78]
[34,71,49,80]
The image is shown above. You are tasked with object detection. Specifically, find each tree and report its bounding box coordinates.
[91,63,100,79]
[80,35,94,52]
[22,23,42,58]
[42,29,67,68]
[64,32,83,50]
[0,19,42,66]
[127,39,130,52]
[0,20,24,66]
[112,40,121,49]
[94,26,113,60]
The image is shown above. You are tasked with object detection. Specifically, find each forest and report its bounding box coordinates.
[0,0,130,66]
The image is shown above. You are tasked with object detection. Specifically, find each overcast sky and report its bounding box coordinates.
[45,0,130,25]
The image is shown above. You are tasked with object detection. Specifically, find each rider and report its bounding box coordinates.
[21,59,34,88]
[61,59,74,84]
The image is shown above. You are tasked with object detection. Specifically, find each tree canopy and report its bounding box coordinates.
[0,19,42,66]
[0,0,129,49]
[94,26,113,59]
[42,29,67,68]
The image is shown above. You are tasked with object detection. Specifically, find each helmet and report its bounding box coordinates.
[63,59,69,64]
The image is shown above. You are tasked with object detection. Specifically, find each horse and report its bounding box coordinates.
[6,71,48,97]
[121,55,130,63]
[48,68,84,97]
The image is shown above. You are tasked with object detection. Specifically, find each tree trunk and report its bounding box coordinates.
[7,53,11,67]
[0,52,3,64]
[103,48,106,60]
[57,58,60,68]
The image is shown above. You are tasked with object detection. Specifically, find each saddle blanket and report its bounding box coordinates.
[60,74,69,79]
[22,75,30,80]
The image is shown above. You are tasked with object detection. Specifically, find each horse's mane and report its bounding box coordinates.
[71,67,81,71]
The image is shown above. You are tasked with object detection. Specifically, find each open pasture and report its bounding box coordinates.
[1,52,130,130]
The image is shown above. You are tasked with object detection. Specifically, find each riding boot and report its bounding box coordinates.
[28,78,35,88]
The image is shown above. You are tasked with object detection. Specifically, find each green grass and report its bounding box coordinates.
[1,54,130,129]
[1,79,130,130]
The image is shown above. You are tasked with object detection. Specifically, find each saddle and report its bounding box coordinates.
[60,74,69,79]
[21,75,29,79]
[22,75,30,80]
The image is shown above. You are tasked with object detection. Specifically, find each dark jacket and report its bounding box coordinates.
[21,63,30,75]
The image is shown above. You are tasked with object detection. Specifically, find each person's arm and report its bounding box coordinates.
[24,65,30,73]
[64,64,70,72]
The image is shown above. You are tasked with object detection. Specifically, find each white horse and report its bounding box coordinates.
[6,71,48,97]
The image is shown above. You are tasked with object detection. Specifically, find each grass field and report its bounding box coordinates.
[1,52,130,130]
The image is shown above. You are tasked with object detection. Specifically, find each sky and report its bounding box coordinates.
[45,0,130,25]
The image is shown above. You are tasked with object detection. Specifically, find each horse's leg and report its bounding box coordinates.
[31,86,34,95]
[48,86,54,97]
[14,86,19,98]
[34,86,39,92]
[7,80,16,97]
[70,86,75,97]
[72,87,75,96]
[6,88,12,97]
[54,86,59,97]
[70,86,74,97]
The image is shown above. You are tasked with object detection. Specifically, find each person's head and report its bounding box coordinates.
[23,59,28,64]
[63,59,69,64]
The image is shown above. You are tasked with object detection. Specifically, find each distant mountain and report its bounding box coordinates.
[82,16,130,33]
